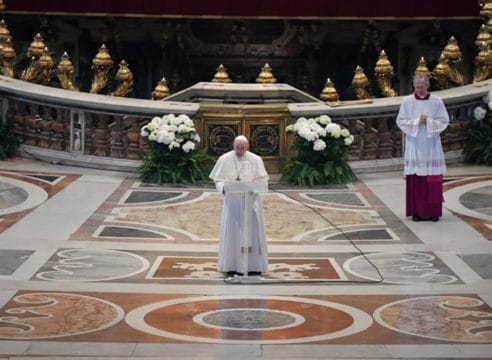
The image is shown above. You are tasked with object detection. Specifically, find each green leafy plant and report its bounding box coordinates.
[0,122,19,160]
[281,115,356,186]
[463,94,492,165]
[138,114,213,184]
[463,116,492,165]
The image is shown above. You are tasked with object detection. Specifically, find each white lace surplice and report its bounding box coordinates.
[396,94,449,176]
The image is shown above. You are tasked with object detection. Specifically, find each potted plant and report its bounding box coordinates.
[282,115,355,186]
[463,93,492,165]
[139,114,213,184]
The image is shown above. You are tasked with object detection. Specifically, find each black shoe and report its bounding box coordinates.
[430,216,439,222]
[412,216,421,222]
[248,271,262,276]
[226,271,243,277]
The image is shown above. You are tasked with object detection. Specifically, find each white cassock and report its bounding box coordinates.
[209,150,269,274]
[396,93,449,176]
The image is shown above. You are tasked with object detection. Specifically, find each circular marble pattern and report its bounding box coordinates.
[194,308,304,331]
[0,292,124,339]
[0,181,28,209]
[444,179,492,221]
[459,184,492,216]
[0,176,48,215]
[373,296,492,342]
[36,249,150,282]
[125,295,373,343]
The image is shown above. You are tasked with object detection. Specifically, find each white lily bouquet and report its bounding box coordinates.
[282,115,355,186]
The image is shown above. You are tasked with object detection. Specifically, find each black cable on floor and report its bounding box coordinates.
[223,185,385,285]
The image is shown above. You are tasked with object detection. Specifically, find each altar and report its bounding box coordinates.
[164,82,322,173]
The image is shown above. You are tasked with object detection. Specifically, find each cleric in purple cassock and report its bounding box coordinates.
[396,74,449,222]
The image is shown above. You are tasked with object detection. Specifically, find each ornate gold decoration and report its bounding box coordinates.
[0,19,12,44]
[20,33,46,82]
[481,0,492,19]
[27,33,46,59]
[57,51,78,91]
[432,54,452,89]
[90,44,113,94]
[0,19,14,77]
[351,65,372,100]
[474,42,492,82]
[112,60,133,97]
[0,37,15,77]
[152,77,170,100]
[475,24,492,49]
[414,57,432,78]
[374,49,397,97]
[320,78,339,102]
[250,125,279,155]
[486,17,492,35]
[209,125,237,155]
[440,36,464,86]
[256,63,277,83]
[211,64,232,83]
[36,47,54,85]
[442,36,462,62]
[20,44,54,85]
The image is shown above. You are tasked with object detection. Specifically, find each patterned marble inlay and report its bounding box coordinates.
[374,296,492,342]
[0,181,28,209]
[147,256,346,281]
[0,176,48,215]
[195,308,303,330]
[97,225,168,239]
[1,291,490,344]
[324,228,395,241]
[123,190,185,204]
[111,191,380,242]
[444,178,492,225]
[36,249,149,281]
[0,250,33,276]
[0,292,124,339]
[0,171,77,233]
[459,254,492,279]
[125,295,373,343]
[74,178,422,245]
[21,174,63,184]
[459,185,492,216]
[344,252,459,284]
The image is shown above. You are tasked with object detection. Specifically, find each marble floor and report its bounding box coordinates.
[0,158,491,359]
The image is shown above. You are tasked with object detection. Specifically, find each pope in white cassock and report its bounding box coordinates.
[209,135,269,277]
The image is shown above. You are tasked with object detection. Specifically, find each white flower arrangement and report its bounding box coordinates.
[474,90,492,121]
[141,114,200,153]
[286,115,354,151]
[283,114,356,185]
[474,106,487,121]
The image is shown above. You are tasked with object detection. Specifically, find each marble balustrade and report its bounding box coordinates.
[0,75,491,172]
